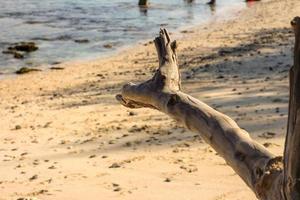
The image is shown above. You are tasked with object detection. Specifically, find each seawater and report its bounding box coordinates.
[0,0,256,73]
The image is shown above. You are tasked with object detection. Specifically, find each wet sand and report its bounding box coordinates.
[0,0,299,199]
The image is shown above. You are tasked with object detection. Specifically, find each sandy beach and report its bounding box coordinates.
[1,0,300,199]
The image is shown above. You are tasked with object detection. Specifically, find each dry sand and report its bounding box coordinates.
[1,0,300,199]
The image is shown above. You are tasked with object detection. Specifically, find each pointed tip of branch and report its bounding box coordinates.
[291,17,300,63]
[154,28,177,61]
[153,28,181,91]
[291,17,300,37]
[291,16,300,27]
[115,94,143,109]
[154,28,171,52]
[160,28,171,44]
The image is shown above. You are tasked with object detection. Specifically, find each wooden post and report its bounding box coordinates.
[283,16,300,200]
[138,0,148,7]
[116,17,300,199]
[207,0,216,5]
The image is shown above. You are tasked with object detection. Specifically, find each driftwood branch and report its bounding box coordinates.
[117,17,300,199]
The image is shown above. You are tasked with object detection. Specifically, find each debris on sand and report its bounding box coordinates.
[258,132,277,139]
[74,39,90,43]
[10,42,38,52]
[103,43,113,49]
[109,163,121,168]
[15,67,41,75]
[3,42,38,59]
[29,174,38,181]
[50,66,64,70]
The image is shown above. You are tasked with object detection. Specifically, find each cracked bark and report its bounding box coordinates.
[283,17,300,200]
[116,17,300,200]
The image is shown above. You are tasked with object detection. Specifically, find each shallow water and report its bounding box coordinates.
[0,0,255,73]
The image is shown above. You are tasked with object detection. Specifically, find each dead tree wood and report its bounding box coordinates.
[283,17,300,200]
[116,17,300,199]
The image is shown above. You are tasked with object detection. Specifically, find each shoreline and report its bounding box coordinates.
[0,0,250,78]
[0,0,299,199]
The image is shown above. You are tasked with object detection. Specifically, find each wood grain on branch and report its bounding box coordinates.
[116,20,300,199]
[283,17,300,200]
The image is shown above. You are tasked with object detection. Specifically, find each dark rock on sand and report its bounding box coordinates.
[15,125,22,130]
[109,163,121,168]
[51,61,61,65]
[3,42,38,59]
[113,187,121,192]
[29,174,38,181]
[89,155,96,158]
[15,67,41,75]
[2,50,14,54]
[258,132,277,139]
[50,67,64,70]
[103,44,113,49]
[9,42,38,52]
[3,50,24,59]
[263,142,279,148]
[74,39,90,43]
[17,198,40,200]
[164,178,171,182]
[13,52,24,59]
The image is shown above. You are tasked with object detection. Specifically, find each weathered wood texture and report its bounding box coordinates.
[117,17,300,200]
[283,17,300,200]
